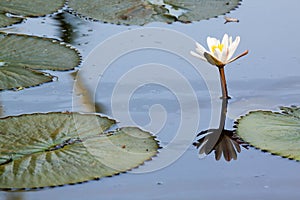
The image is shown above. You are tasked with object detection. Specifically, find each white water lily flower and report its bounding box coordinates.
[191,34,248,67]
[191,34,248,98]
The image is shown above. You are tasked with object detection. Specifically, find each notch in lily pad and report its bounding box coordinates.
[235,105,300,161]
[0,0,65,28]
[0,33,80,91]
[0,112,159,190]
[67,0,241,25]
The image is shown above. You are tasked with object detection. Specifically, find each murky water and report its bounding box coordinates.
[1,0,300,199]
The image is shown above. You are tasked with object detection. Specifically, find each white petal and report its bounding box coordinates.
[207,37,219,53]
[220,48,229,63]
[221,34,229,62]
[213,48,222,60]
[195,42,207,54]
[229,36,233,45]
[221,34,229,47]
[190,51,207,62]
[227,36,240,60]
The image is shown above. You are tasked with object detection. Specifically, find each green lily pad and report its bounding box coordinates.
[0,33,80,91]
[164,0,240,22]
[0,0,65,27]
[0,13,21,28]
[236,106,300,160]
[0,112,159,189]
[67,0,241,25]
[0,65,53,90]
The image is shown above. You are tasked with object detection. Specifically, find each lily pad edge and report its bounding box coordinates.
[0,111,160,191]
[234,105,300,162]
[0,1,67,28]
[65,0,243,26]
[0,32,81,91]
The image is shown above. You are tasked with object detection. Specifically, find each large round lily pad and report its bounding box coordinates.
[67,0,241,25]
[0,112,159,189]
[236,106,300,160]
[0,33,80,91]
[0,0,65,27]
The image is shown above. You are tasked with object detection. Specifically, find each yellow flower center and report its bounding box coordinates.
[211,44,224,53]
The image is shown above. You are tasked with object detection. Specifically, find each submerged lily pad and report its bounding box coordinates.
[0,33,80,90]
[0,112,159,189]
[236,106,300,160]
[67,0,241,25]
[0,0,65,27]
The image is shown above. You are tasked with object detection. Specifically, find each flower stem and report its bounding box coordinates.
[218,67,230,99]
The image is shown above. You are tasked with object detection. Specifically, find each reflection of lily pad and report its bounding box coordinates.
[0,33,80,91]
[0,112,159,189]
[236,106,300,160]
[67,0,241,25]
[0,0,65,27]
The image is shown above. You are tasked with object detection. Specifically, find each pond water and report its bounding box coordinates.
[1,0,300,199]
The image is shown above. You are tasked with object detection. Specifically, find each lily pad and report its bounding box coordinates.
[0,65,53,90]
[236,106,300,160]
[0,112,159,189]
[165,0,240,22]
[0,33,80,90]
[67,0,241,25]
[0,0,65,27]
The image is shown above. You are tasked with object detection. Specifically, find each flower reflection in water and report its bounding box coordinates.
[193,99,248,162]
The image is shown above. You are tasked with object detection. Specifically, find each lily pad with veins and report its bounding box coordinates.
[67,0,241,25]
[236,106,300,161]
[0,0,65,27]
[0,112,159,189]
[0,33,80,91]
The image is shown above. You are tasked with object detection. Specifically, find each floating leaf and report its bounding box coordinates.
[0,0,65,27]
[0,65,53,90]
[0,14,21,28]
[67,0,172,25]
[0,112,159,189]
[0,33,80,90]
[236,106,300,160]
[165,0,240,23]
[67,0,241,25]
